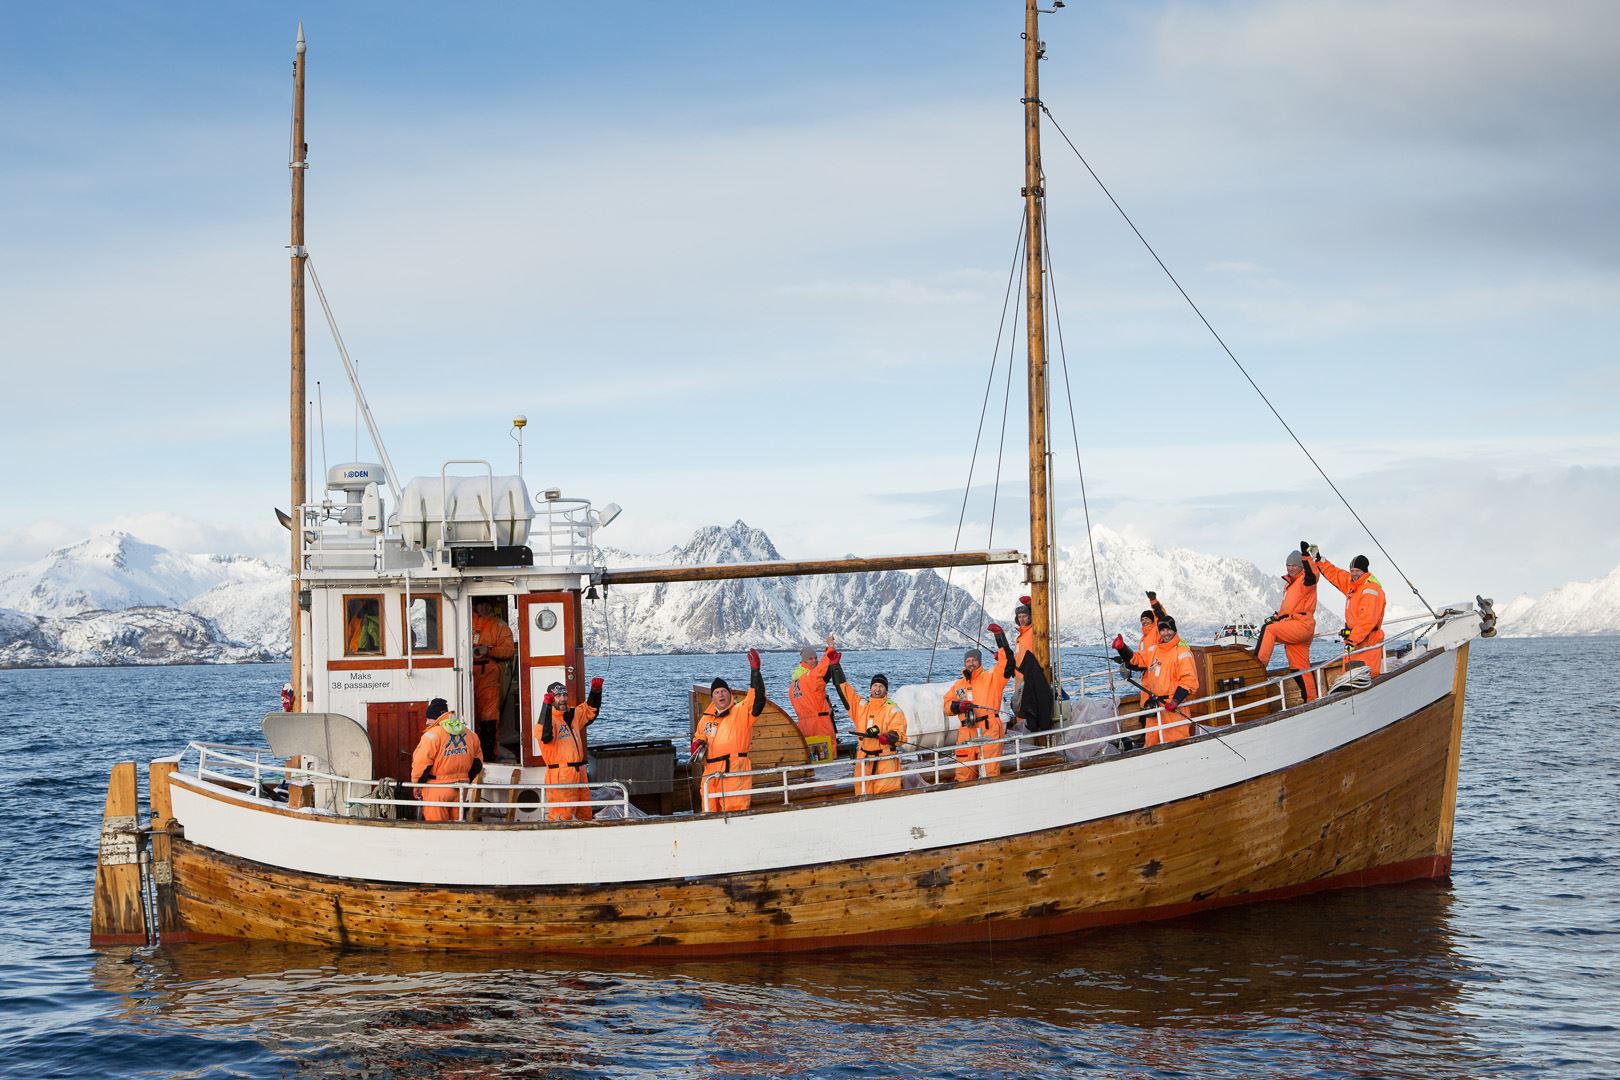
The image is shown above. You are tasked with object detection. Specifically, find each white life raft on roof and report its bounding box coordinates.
[397,473,533,548]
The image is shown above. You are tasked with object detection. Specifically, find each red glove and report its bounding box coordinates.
[825,649,841,665]
[590,677,604,693]
[1020,595,1032,606]
[690,739,703,756]
[747,648,761,669]
[543,691,555,707]
[884,731,899,747]
[1110,633,1125,651]
[987,623,1004,636]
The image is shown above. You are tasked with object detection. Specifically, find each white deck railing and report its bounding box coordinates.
[181,616,1457,823]
[184,743,631,818]
[701,618,1446,810]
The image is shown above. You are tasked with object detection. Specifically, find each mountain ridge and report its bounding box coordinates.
[2,525,1590,667]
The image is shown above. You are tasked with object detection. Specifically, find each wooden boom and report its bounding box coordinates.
[597,549,1022,587]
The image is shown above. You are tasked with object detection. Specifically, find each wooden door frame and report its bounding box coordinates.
[517,590,584,768]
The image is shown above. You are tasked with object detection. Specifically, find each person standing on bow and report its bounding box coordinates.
[1116,614,1199,745]
[535,677,604,821]
[692,649,769,813]
[827,656,908,796]
[945,624,1017,781]
[789,633,837,761]
[1303,543,1388,678]
[1253,549,1319,703]
[410,697,484,822]
[471,599,515,753]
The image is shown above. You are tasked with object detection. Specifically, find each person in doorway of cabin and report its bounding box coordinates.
[470,599,515,753]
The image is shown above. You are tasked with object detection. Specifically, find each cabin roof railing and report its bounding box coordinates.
[294,494,600,578]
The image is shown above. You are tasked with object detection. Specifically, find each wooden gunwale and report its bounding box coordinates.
[165,669,1461,954]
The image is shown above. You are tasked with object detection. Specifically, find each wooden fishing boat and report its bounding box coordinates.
[90,5,1495,954]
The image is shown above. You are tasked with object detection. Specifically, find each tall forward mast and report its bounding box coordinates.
[1023,0,1055,679]
[289,24,308,709]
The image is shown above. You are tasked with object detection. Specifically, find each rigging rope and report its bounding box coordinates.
[1038,104,1438,618]
[927,211,1028,682]
[1041,207,1117,697]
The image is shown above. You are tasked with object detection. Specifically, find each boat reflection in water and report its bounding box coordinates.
[92,883,1492,1075]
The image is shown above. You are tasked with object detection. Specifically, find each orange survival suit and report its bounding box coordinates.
[1121,630,1199,745]
[789,647,835,755]
[829,660,908,796]
[693,656,768,813]
[1313,556,1387,677]
[535,678,603,821]
[945,627,1016,781]
[410,710,484,822]
[1132,593,1169,709]
[1255,556,1319,702]
[471,609,515,744]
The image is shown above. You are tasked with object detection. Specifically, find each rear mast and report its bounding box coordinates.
[289,24,308,708]
[1023,1,1055,677]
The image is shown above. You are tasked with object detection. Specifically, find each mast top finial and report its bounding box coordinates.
[297,22,306,52]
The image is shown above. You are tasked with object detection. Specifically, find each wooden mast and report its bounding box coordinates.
[289,24,308,708]
[1022,0,1054,675]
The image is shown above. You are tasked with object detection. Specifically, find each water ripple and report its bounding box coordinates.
[0,641,1617,1075]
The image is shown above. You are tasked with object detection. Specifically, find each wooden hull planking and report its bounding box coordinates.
[163,684,1461,955]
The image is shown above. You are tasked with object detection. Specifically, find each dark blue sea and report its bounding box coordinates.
[1,638,1616,1077]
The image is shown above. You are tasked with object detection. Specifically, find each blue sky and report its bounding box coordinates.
[3,1,1617,605]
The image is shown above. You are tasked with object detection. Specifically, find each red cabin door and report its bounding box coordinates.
[516,591,584,767]
[366,699,429,783]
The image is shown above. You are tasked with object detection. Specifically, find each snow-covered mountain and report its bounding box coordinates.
[4,522,1483,668]
[587,522,1349,654]
[0,531,283,617]
[183,577,292,651]
[1498,562,1620,637]
[589,522,991,653]
[0,606,278,668]
[0,531,288,668]
[978,526,1339,644]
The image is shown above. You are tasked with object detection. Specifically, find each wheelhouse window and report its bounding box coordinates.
[343,595,384,656]
[402,595,442,654]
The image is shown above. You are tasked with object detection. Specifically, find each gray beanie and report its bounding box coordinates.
[1286,550,1304,569]
[963,647,983,663]
[799,645,816,663]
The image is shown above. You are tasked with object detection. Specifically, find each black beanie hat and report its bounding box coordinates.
[1351,555,1370,572]
[870,673,889,689]
[426,698,449,720]
[710,677,730,693]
